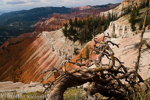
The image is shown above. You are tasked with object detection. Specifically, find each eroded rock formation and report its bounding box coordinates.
[0,29,80,84]
[35,15,69,33]
[122,0,146,8]
[0,3,121,84]
[107,17,132,37]
[71,5,93,11]
[100,0,148,17]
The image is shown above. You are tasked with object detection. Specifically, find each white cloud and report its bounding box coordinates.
[0,0,124,12]
[31,0,40,2]
[6,0,26,5]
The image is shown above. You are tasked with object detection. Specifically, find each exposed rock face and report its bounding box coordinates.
[107,17,132,37]
[71,5,93,11]
[35,15,69,33]
[122,0,146,8]
[1,0,148,85]
[110,31,150,80]
[0,3,121,84]
[63,30,150,82]
[0,29,81,84]
[100,0,147,17]
[100,6,123,17]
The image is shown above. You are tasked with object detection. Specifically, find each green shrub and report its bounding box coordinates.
[64,87,86,100]
[85,47,89,59]
[139,23,143,30]
[111,33,117,38]
[74,47,79,55]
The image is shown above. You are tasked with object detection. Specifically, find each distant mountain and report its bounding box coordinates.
[0,6,73,28]
[0,3,120,46]
[0,6,74,46]
[0,12,5,15]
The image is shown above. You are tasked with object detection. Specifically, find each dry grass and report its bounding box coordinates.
[0,91,44,100]
[64,87,86,100]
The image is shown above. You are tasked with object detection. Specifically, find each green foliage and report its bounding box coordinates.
[93,3,111,8]
[74,47,79,55]
[133,84,150,100]
[62,24,68,37]
[148,25,150,30]
[85,47,89,59]
[139,1,146,9]
[62,13,117,45]
[111,33,117,38]
[64,87,86,100]
[139,22,143,30]
[146,0,149,7]
[146,14,150,27]
[69,19,73,26]
[0,6,74,46]
[74,17,78,26]
[0,7,71,27]
[129,7,140,31]
[123,7,132,16]
[0,25,35,46]
[136,8,140,16]
[80,54,82,59]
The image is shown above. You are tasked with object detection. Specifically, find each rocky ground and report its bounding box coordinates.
[0,81,45,99]
[109,30,150,80]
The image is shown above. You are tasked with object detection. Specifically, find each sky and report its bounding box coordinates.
[0,0,124,13]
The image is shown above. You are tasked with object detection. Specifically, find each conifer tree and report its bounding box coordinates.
[62,24,68,37]
[75,17,78,26]
[86,47,89,59]
[69,19,73,26]
[146,0,149,7]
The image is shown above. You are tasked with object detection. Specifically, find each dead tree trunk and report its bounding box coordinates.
[40,9,150,100]
[46,75,93,100]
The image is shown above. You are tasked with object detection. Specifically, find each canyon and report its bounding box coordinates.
[0,29,80,84]
[35,3,120,33]
[0,2,120,84]
[0,0,150,97]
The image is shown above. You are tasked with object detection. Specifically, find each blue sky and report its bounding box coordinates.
[0,0,124,13]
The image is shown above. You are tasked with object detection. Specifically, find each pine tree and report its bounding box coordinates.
[69,19,73,26]
[146,0,149,7]
[80,54,82,59]
[75,17,78,26]
[86,47,89,59]
[139,22,143,30]
[62,24,68,37]
[129,9,137,31]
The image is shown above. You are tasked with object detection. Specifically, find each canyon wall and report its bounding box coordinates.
[35,15,69,33]
[100,0,147,17]
[0,29,81,84]
[0,1,144,85]
[122,0,146,8]
[107,16,132,37]
[0,3,121,84]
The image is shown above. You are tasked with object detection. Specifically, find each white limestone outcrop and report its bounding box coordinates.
[108,21,132,37]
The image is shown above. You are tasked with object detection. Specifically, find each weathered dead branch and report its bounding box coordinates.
[134,9,149,81]
[39,9,150,100]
